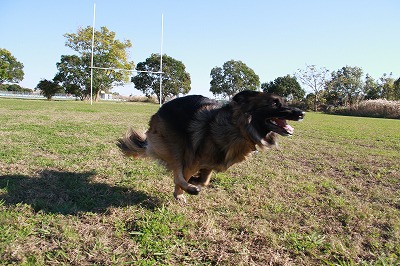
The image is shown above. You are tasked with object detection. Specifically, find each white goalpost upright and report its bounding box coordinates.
[90,3,96,106]
[159,14,164,107]
[89,3,164,106]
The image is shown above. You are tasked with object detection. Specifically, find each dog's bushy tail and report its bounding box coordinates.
[117,128,147,158]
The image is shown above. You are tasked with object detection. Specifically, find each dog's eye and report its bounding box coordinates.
[273,99,282,107]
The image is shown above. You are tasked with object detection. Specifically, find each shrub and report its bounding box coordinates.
[326,99,400,119]
[127,95,158,103]
[112,94,159,103]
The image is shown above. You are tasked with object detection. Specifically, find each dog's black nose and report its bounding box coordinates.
[292,109,305,121]
[282,107,305,121]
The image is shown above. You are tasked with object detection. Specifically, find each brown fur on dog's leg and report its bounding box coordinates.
[182,167,202,194]
[189,169,212,187]
[173,168,201,199]
[198,169,212,186]
[173,185,186,203]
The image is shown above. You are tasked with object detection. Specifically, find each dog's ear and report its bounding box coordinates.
[232,90,260,104]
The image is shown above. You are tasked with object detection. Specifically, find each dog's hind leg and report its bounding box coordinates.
[173,167,201,203]
[189,169,212,187]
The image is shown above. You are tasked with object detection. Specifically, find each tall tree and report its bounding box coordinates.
[364,74,380,100]
[132,53,191,103]
[36,79,63,100]
[296,65,330,111]
[328,66,364,106]
[261,75,305,101]
[394,77,400,100]
[55,26,134,101]
[0,48,24,84]
[378,73,396,100]
[54,55,88,100]
[210,60,260,98]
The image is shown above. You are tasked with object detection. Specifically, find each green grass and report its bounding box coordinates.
[0,98,399,265]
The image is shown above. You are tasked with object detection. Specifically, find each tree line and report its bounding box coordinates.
[295,65,400,111]
[1,26,399,108]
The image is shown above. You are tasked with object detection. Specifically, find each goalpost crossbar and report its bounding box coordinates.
[90,66,163,74]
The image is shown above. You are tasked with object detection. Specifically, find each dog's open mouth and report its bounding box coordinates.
[268,118,294,136]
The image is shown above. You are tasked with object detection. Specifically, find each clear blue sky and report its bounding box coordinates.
[1,0,399,97]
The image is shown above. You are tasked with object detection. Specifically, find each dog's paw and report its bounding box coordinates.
[173,192,187,204]
[186,185,201,195]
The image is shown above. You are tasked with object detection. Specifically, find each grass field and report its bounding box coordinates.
[0,98,399,265]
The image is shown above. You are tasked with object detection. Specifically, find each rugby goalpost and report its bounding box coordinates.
[89,3,164,106]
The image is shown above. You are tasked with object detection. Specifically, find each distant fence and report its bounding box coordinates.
[0,91,115,101]
[0,91,75,100]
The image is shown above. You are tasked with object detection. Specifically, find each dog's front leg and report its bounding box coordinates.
[173,168,201,203]
[173,184,186,203]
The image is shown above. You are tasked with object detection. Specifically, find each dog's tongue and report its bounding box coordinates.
[272,118,294,135]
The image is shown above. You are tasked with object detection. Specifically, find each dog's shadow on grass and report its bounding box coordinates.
[0,170,161,214]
